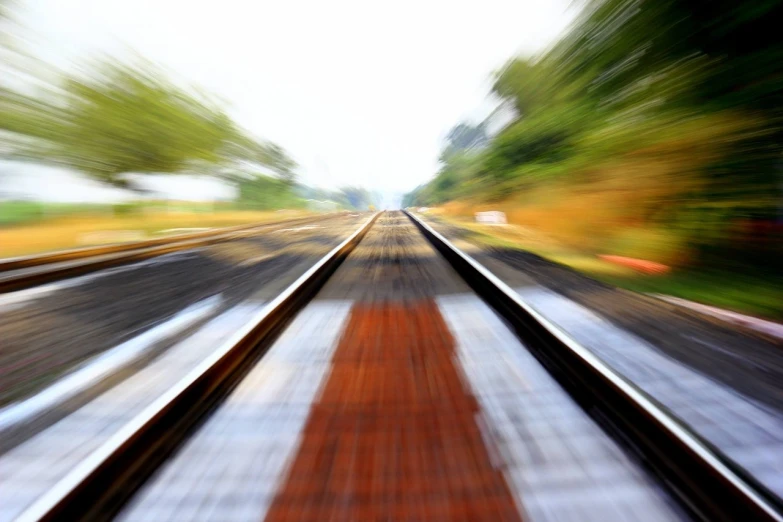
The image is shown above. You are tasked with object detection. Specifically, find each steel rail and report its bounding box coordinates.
[405,210,783,522]
[0,212,352,294]
[18,209,781,521]
[15,211,381,522]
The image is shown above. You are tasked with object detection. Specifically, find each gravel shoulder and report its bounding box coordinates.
[418,213,783,415]
[0,214,367,407]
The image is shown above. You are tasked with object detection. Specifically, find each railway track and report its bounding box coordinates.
[0,213,348,293]
[4,211,781,521]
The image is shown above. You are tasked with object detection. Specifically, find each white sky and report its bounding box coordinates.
[10,0,575,202]
[0,162,237,202]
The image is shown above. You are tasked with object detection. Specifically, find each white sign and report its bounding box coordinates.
[475,211,507,224]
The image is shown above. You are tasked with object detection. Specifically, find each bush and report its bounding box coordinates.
[112,202,142,216]
[0,201,43,226]
[238,175,304,210]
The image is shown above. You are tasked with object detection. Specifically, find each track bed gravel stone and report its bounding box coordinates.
[318,212,470,301]
[0,215,365,406]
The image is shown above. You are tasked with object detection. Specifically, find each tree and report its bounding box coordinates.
[237,174,302,210]
[260,143,298,185]
[5,57,296,189]
[414,0,783,270]
[445,123,487,152]
[338,186,376,210]
[32,59,236,186]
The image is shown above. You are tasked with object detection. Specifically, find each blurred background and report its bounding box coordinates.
[405,0,783,321]
[1,0,781,318]
[2,1,783,520]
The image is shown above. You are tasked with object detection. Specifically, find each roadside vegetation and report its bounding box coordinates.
[0,206,314,258]
[406,0,783,319]
[0,2,378,256]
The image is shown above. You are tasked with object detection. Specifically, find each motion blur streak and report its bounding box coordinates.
[405,0,783,322]
[1,0,783,519]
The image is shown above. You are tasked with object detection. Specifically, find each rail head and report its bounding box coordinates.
[404,210,783,522]
[16,211,381,522]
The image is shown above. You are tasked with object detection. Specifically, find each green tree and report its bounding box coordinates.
[442,123,487,158]
[338,187,376,210]
[5,57,296,189]
[261,143,298,185]
[413,0,783,271]
[31,59,236,186]
[237,174,302,210]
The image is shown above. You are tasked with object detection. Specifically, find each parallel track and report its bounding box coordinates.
[13,210,783,521]
[0,213,345,294]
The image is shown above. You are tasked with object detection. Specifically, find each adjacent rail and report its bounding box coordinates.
[0,213,347,294]
[14,212,380,522]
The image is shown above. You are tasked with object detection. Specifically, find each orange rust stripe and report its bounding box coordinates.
[263,301,523,521]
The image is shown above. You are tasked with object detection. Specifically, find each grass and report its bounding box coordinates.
[598,270,783,322]
[0,207,313,258]
[0,201,114,226]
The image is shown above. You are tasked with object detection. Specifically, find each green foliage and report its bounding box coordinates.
[238,175,377,213]
[484,112,578,178]
[338,186,377,211]
[1,12,368,218]
[111,202,144,216]
[404,120,496,207]
[237,175,304,210]
[2,55,298,189]
[260,144,298,185]
[294,185,378,211]
[599,269,783,321]
[0,201,113,226]
[441,123,488,160]
[36,60,238,184]
[0,200,42,225]
[411,0,783,270]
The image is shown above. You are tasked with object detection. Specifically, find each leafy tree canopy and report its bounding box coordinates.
[3,56,298,188]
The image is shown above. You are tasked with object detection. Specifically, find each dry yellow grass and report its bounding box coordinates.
[434,141,717,268]
[433,112,757,269]
[434,212,638,278]
[0,210,313,258]
[428,113,783,318]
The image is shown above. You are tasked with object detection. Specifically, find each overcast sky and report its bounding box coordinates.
[12,0,575,200]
